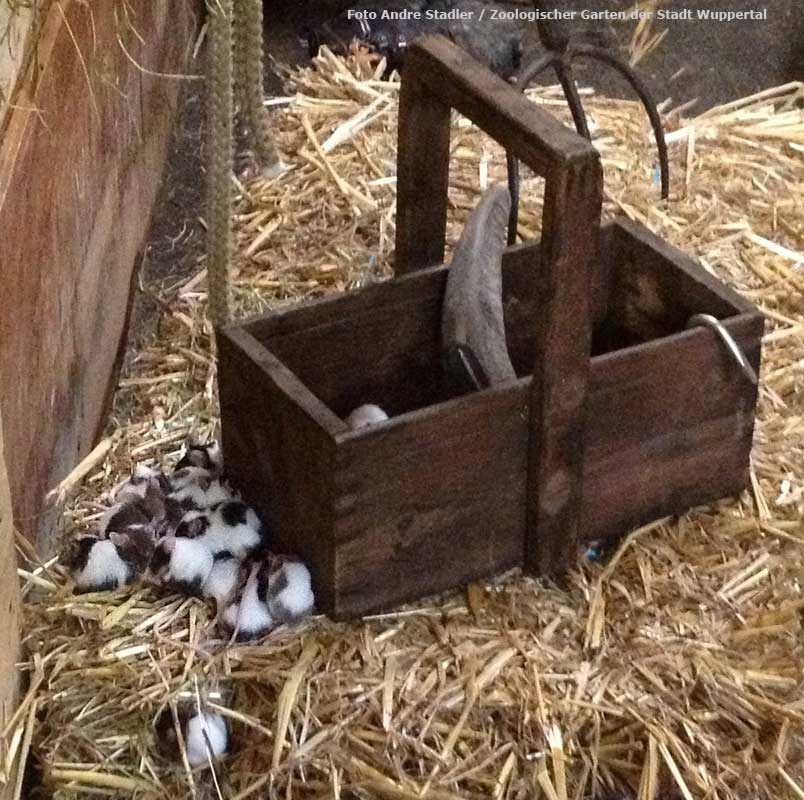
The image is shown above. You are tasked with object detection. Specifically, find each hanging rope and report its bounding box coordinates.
[207,0,283,328]
[234,0,281,172]
[206,0,234,327]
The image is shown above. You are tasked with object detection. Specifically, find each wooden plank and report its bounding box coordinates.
[610,217,755,340]
[395,35,598,275]
[0,0,197,551]
[263,290,444,417]
[217,327,339,612]
[406,35,598,174]
[331,384,528,619]
[395,64,451,274]
[0,400,21,800]
[243,261,449,342]
[525,155,602,577]
[585,314,762,452]
[581,311,763,537]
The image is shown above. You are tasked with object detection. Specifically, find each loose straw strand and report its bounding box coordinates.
[206,0,234,326]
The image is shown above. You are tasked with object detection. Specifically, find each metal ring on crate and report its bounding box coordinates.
[686,313,758,386]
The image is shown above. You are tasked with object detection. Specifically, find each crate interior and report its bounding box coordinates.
[243,221,747,424]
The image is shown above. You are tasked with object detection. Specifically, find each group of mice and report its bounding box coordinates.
[65,404,390,769]
[65,439,314,642]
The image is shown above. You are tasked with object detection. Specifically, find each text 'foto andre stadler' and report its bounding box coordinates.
[346,7,475,21]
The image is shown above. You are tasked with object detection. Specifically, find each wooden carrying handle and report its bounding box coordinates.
[395,35,604,576]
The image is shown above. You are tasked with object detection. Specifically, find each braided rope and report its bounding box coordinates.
[234,0,280,171]
[206,0,234,327]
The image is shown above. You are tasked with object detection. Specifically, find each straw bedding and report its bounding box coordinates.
[6,44,804,800]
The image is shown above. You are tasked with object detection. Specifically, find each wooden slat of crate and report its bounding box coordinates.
[218,326,343,614]
[331,384,529,617]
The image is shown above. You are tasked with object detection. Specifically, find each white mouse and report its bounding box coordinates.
[203,554,246,608]
[266,557,316,624]
[146,535,214,596]
[185,711,229,767]
[68,536,133,593]
[346,404,389,428]
[155,707,229,768]
[220,563,274,641]
[176,501,267,559]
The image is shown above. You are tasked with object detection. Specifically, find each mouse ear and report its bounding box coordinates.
[109,531,130,550]
[161,535,177,553]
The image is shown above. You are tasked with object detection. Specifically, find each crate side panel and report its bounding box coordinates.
[581,312,763,538]
[582,413,755,539]
[264,287,445,419]
[218,329,336,610]
[243,233,612,419]
[331,384,529,618]
[610,219,754,341]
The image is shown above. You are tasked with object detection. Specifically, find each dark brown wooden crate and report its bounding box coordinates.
[217,35,762,620]
[219,217,763,618]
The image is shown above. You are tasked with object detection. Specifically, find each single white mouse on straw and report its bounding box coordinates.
[185,711,229,767]
[346,403,389,428]
[155,705,229,768]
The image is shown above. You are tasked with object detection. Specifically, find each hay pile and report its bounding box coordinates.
[6,48,804,800]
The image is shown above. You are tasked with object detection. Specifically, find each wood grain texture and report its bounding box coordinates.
[218,326,342,612]
[0,0,197,551]
[0,402,21,800]
[405,35,597,173]
[525,156,602,577]
[581,311,763,538]
[331,385,528,619]
[395,64,451,274]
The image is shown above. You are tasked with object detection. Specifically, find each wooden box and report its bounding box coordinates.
[218,36,762,619]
